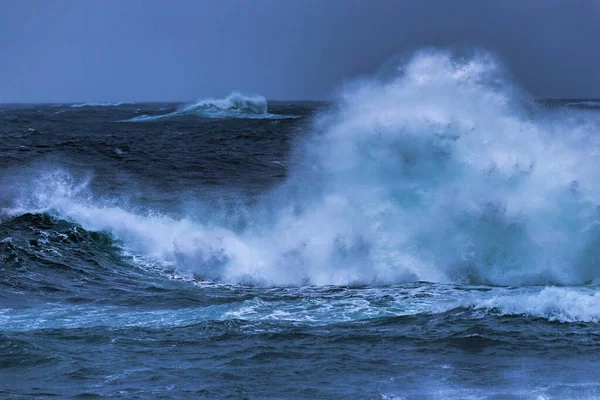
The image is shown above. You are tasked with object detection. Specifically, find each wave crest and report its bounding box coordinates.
[186,92,267,115]
[468,287,600,323]
[70,102,131,108]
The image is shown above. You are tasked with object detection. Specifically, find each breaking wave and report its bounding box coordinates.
[4,50,600,287]
[70,101,132,108]
[124,92,296,121]
[468,287,600,323]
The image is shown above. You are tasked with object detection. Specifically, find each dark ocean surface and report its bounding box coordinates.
[2,56,600,399]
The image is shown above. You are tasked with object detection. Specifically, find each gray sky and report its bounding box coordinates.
[1,0,599,102]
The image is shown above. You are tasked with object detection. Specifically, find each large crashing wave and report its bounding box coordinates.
[4,50,600,287]
[125,92,294,121]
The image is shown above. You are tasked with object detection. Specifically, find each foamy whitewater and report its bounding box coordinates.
[1,50,599,399]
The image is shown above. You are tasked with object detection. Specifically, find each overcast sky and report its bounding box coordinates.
[1,0,599,102]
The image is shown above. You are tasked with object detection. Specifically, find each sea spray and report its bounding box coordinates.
[4,50,600,286]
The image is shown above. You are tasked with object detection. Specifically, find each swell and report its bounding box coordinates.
[0,212,179,304]
[1,273,599,333]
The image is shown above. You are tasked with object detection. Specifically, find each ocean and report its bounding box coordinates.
[1,52,600,399]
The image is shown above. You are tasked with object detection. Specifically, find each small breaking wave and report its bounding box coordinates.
[70,102,132,108]
[123,92,297,121]
[468,287,600,323]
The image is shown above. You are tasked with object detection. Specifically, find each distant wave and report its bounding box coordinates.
[565,101,600,108]
[70,101,132,108]
[123,92,297,122]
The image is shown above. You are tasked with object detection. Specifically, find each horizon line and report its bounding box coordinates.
[1,97,600,106]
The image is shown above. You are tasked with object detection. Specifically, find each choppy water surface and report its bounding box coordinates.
[2,51,600,399]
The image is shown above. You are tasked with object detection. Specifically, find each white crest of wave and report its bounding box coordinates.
[183,92,268,115]
[468,287,600,323]
[6,49,600,286]
[70,101,131,108]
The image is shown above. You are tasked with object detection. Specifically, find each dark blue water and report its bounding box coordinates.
[2,55,600,399]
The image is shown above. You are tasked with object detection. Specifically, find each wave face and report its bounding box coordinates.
[125,92,294,121]
[5,50,600,287]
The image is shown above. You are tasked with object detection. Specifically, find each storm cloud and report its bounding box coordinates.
[1,0,599,102]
